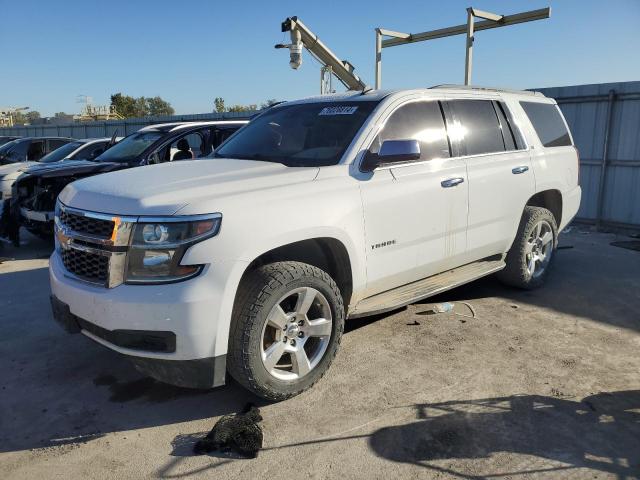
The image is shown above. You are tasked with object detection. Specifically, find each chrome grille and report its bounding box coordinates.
[56,202,135,288]
[59,210,114,239]
[61,248,109,284]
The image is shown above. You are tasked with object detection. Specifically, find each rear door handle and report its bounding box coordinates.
[441,177,464,188]
[512,166,529,174]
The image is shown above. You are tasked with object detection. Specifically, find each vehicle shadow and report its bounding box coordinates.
[0,228,53,261]
[0,267,260,455]
[418,233,640,333]
[368,390,640,478]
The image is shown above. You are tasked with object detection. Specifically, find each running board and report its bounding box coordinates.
[349,257,505,318]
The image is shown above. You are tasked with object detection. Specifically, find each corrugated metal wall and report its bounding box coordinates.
[536,81,640,229]
[2,81,639,228]
[0,111,253,138]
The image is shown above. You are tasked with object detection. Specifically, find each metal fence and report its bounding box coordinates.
[536,81,640,230]
[1,81,639,229]
[0,111,254,138]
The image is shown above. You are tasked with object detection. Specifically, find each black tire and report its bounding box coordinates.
[497,206,558,289]
[227,261,345,401]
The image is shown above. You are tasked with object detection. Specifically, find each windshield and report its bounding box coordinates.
[39,142,83,163]
[95,131,163,162]
[0,139,28,164]
[214,101,378,167]
[0,137,17,147]
[0,139,20,155]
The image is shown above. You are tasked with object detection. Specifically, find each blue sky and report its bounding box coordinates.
[1,0,638,116]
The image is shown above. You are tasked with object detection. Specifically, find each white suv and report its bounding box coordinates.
[50,86,581,400]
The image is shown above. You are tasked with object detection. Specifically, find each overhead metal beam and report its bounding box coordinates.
[375,7,550,88]
[381,8,550,48]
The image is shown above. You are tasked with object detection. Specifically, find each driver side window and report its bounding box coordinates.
[152,131,208,163]
[369,101,451,162]
[168,132,207,162]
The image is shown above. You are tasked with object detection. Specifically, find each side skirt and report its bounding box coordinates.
[348,255,505,318]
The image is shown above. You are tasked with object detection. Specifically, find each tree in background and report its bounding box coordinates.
[110,93,175,118]
[25,111,41,123]
[214,97,278,113]
[214,97,225,113]
[11,110,41,125]
[110,93,140,118]
[227,104,258,112]
[146,96,175,116]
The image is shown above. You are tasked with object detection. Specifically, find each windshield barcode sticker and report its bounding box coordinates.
[318,106,358,116]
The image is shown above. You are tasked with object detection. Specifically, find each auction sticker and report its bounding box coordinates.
[318,106,358,116]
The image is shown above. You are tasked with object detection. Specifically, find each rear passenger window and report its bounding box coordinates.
[493,102,516,151]
[369,101,450,162]
[449,100,505,156]
[520,101,572,147]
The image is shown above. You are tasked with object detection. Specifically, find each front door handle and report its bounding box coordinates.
[441,177,464,188]
[512,166,529,174]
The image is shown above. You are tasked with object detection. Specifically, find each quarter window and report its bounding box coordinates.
[520,101,572,147]
[369,101,450,162]
[449,100,505,156]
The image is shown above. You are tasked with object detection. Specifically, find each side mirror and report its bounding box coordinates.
[360,139,421,172]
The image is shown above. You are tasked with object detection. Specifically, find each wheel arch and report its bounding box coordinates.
[526,189,563,227]
[238,237,354,311]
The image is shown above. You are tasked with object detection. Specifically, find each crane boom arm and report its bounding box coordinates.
[280,16,368,92]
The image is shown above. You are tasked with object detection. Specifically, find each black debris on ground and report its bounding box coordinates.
[194,403,263,458]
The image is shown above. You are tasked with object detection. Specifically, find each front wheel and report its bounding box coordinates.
[227,261,344,401]
[497,206,558,289]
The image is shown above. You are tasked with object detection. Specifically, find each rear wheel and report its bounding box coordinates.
[497,206,557,289]
[228,261,344,401]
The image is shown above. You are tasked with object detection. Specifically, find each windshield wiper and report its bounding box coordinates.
[214,153,288,166]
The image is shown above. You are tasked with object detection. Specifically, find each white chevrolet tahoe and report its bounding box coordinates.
[50,86,581,400]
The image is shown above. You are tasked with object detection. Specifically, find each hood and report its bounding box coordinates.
[0,162,36,180]
[19,159,124,178]
[59,158,320,216]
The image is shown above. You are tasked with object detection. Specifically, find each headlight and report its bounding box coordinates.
[125,214,221,284]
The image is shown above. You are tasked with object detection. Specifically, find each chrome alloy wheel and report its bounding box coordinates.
[526,220,554,279]
[260,287,333,381]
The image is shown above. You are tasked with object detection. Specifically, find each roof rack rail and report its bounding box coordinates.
[429,84,542,96]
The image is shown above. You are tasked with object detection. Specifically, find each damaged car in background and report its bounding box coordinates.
[0,137,122,242]
[1,120,247,245]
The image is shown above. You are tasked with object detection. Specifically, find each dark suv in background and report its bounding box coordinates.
[0,136,20,147]
[0,137,74,164]
[3,120,247,245]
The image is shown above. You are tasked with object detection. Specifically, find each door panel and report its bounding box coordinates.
[359,99,469,297]
[448,99,535,259]
[465,150,534,257]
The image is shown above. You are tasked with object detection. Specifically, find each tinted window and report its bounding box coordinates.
[369,101,450,162]
[520,101,572,147]
[214,102,377,167]
[39,141,83,163]
[73,141,109,160]
[27,140,45,160]
[48,139,69,152]
[449,100,505,156]
[498,102,526,150]
[0,139,28,163]
[493,102,516,151]
[97,131,164,163]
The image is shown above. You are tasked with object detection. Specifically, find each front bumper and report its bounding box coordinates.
[49,252,244,388]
